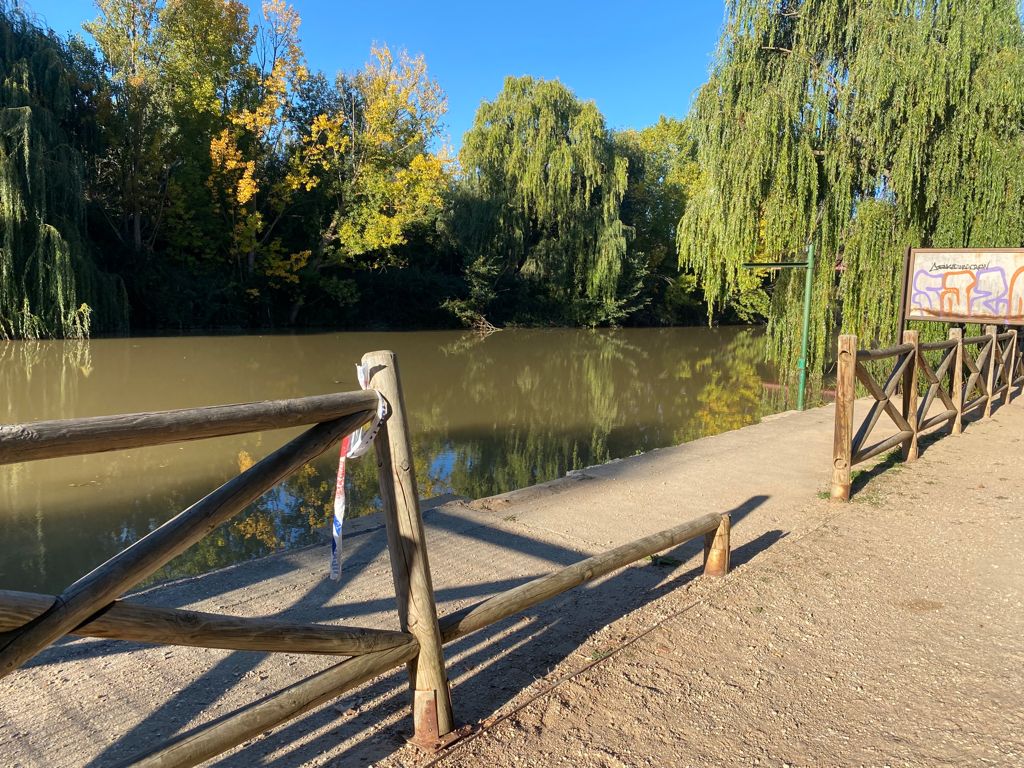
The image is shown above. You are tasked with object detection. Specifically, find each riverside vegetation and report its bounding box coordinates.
[3,0,1024,383]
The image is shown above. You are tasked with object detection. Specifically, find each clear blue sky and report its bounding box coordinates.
[20,0,725,149]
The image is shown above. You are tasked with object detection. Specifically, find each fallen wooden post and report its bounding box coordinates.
[438,511,726,644]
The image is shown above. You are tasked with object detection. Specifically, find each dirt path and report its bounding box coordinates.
[417,405,1024,768]
[1,400,1021,767]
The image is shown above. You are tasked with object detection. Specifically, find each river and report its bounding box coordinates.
[0,327,781,593]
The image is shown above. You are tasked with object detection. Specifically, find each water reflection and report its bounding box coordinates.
[0,328,778,593]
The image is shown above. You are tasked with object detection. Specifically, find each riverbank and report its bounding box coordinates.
[1,399,1021,766]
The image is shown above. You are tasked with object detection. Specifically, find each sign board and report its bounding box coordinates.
[905,248,1024,325]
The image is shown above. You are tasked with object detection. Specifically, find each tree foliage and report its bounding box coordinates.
[680,0,1024,382]
[614,117,763,325]
[1,0,731,337]
[454,76,643,326]
[0,2,124,339]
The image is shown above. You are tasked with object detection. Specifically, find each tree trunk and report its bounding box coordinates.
[133,209,143,254]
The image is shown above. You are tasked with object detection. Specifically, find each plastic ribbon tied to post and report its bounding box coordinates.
[331,364,388,580]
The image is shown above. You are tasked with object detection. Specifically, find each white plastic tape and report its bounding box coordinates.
[330,363,388,580]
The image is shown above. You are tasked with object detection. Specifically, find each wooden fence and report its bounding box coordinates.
[831,326,1023,500]
[0,350,732,767]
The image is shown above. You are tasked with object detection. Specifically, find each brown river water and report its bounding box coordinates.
[0,327,781,593]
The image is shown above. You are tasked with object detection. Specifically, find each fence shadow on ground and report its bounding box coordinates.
[74,495,771,767]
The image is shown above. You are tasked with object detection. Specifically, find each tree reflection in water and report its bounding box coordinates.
[0,328,783,591]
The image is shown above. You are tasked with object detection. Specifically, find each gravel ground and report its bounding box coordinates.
[401,404,1024,768]
[2,401,1021,767]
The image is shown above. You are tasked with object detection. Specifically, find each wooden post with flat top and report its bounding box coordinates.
[702,514,730,577]
[984,325,997,418]
[831,334,856,501]
[902,329,919,461]
[361,350,455,749]
[950,327,963,435]
[1006,330,1017,406]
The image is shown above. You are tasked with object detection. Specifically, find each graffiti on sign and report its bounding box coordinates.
[906,249,1024,324]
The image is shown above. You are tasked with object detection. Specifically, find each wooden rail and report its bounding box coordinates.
[0,391,380,465]
[0,350,737,767]
[439,512,730,644]
[831,326,1020,500]
[126,640,421,768]
[0,589,412,655]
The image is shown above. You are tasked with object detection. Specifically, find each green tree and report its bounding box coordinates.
[157,0,254,261]
[454,76,644,327]
[614,118,705,324]
[0,2,125,339]
[283,45,452,323]
[679,0,1024,382]
[85,0,171,258]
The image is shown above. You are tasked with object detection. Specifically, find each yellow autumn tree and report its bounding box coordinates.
[207,0,312,287]
[305,45,451,269]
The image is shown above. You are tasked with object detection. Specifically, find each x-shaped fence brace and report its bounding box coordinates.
[962,334,995,415]
[833,327,1023,501]
[850,342,916,465]
[915,338,958,434]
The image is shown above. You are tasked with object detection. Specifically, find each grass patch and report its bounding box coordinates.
[648,554,683,568]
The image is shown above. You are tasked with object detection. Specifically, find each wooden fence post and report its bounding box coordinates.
[950,327,963,435]
[984,325,997,418]
[702,514,730,577]
[831,335,857,501]
[1006,330,1017,406]
[361,350,455,747]
[902,329,919,461]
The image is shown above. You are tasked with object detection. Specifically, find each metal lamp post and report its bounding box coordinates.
[743,242,815,410]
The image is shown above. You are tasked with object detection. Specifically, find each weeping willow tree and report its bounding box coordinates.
[0,2,125,339]
[454,76,644,326]
[679,0,1024,383]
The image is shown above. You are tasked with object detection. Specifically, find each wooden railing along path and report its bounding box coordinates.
[0,350,733,767]
[831,326,1023,500]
